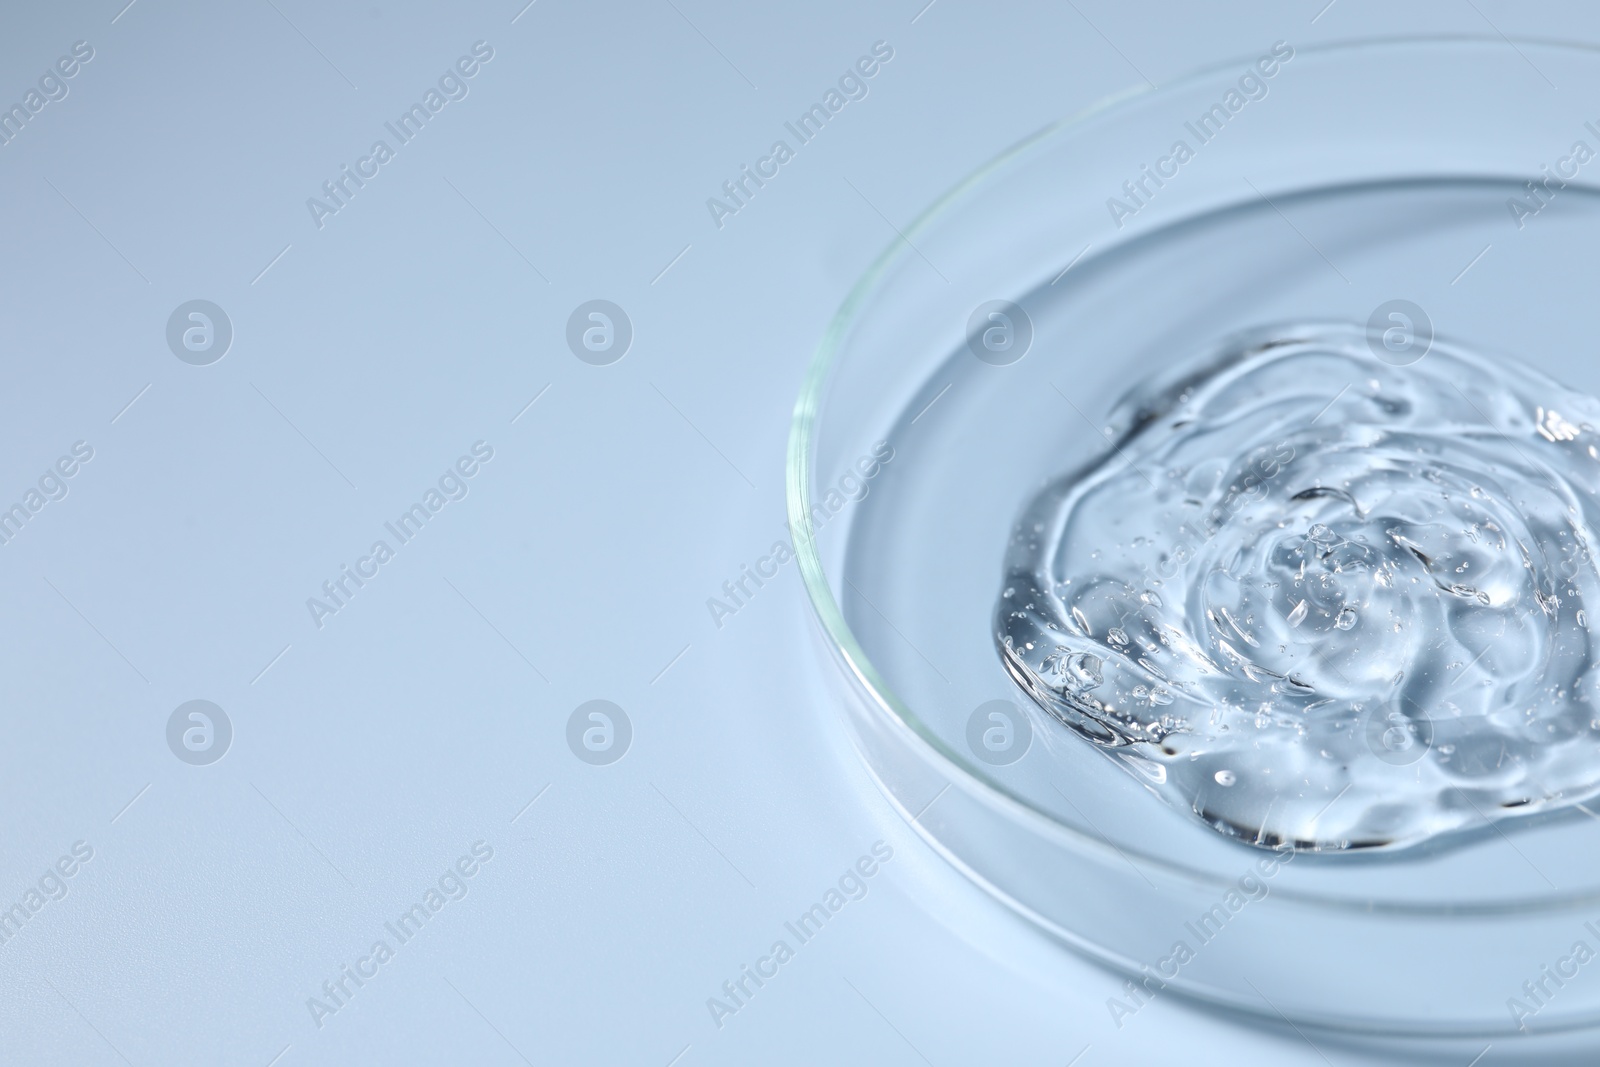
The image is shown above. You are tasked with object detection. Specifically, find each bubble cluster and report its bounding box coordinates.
[997,326,1600,851]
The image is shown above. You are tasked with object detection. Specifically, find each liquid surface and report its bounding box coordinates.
[997,325,1600,851]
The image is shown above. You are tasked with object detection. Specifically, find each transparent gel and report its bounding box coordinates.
[999,326,1600,851]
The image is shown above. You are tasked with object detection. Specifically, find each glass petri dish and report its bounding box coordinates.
[789,37,1600,1038]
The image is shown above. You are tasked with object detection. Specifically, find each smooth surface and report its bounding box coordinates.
[1,2,1595,1063]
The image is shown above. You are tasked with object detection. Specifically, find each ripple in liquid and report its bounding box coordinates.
[997,325,1600,851]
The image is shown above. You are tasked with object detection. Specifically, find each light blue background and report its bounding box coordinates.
[0,1,1591,1063]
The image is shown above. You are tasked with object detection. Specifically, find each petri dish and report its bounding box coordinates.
[789,37,1600,1038]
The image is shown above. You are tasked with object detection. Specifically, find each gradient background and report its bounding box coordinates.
[0,2,1593,1064]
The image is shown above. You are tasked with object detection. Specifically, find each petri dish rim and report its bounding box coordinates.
[786,34,1600,916]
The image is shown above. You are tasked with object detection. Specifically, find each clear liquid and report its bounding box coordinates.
[997,324,1600,851]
